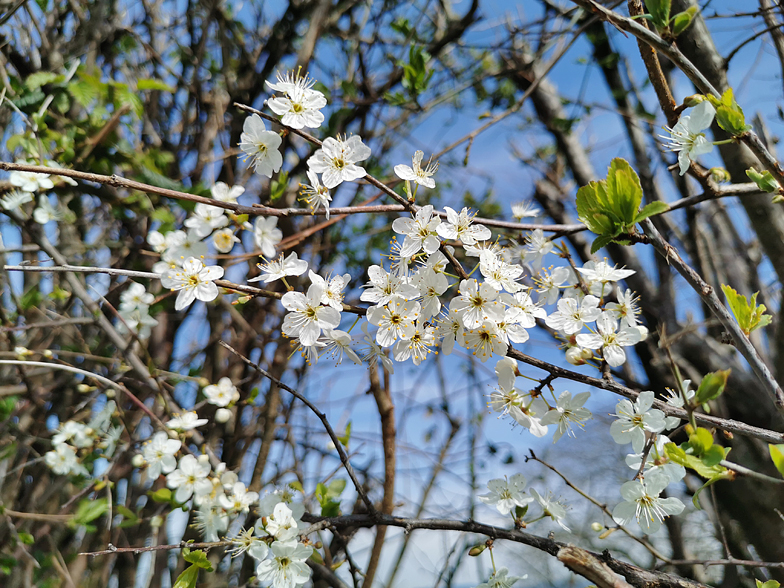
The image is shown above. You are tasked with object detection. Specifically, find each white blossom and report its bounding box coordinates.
[266,70,326,129]
[307,135,372,189]
[256,540,313,587]
[530,488,570,532]
[391,204,442,257]
[213,228,240,253]
[184,203,229,238]
[394,150,438,189]
[240,114,283,178]
[367,300,421,347]
[10,168,54,192]
[539,391,591,442]
[478,473,533,516]
[299,170,332,218]
[211,181,245,203]
[436,206,491,245]
[610,391,667,453]
[660,101,716,175]
[141,431,182,479]
[612,472,685,534]
[450,279,505,329]
[281,283,341,346]
[522,229,552,269]
[575,313,642,367]
[166,411,209,431]
[360,264,419,305]
[249,251,308,284]
[165,454,212,503]
[204,377,240,407]
[253,216,283,258]
[161,257,224,310]
[545,295,601,335]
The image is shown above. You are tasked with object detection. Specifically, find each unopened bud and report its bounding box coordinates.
[566,347,588,365]
[682,94,706,107]
[198,377,210,388]
[77,384,93,393]
[709,167,731,183]
[131,454,145,468]
[105,389,116,399]
[42,349,53,358]
[468,544,487,557]
[197,453,210,464]
[215,408,231,423]
[150,515,164,529]
[591,522,603,532]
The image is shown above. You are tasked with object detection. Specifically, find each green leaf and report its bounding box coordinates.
[769,444,784,477]
[183,548,214,571]
[644,0,671,29]
[19,287,42,311]
[173,564,199,588]
[71,498,109,528]
[289,480,304,493]
[713,88,751,135]
[269,171,289,202]
[721,285,772,335]
[701,444,726,467]
[590,233,616,254]
[692,471,732,509]
[746,168,780,193]
[695,369,731,404]
[150,488,172,503]
[756,579,781,588]
[137,79,176,93]
[17,533,34,545]
[327,479,347,498]
[671,7,697,37]
[606,158,643,225]
[337,421,352,448]
[115,505,138,522]
[635,201,670,223]
[688,427,714,454]
[25,72,60,90]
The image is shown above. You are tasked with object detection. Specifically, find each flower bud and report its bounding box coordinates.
[77,384,93,393]
[468,544,486,557]
[131,454,146,468]
[198,377,210,388]
[682,94,705,107]
[591,522,603,532]
[709,167,731,183]
[197,453,210,464]
[150,515,164,529]
[566,347,587,366]
[215,408,232,423]
[42,349,53,358]
[105,389,116,399]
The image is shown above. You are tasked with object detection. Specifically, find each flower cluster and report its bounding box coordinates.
[478,473,570,532]
[44,401,122,477]
[609,391,686,534]
[116,282,158,339]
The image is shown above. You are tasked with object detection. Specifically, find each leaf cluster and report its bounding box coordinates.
[706,88,752,136]
[641,0,697,38]
[665,426,731,508]
[576,158,669,252]
[721,285,772,336]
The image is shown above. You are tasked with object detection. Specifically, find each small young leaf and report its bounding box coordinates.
[746,168,780,193]
[671,7,697,37]
[183,548,214,571]
[721,284,772,335]
[635,200,670,223]
[769,444,784,477]
[695,370,731,404]
[644,0,671,29]
[173,564,199,588]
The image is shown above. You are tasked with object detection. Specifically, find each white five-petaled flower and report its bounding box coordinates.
[240,114,283,178]
[511,200,541,220]
[463,320,508,362]
[360,323,395,373]
[211,181,245,203]
[120,282,155,311]
[219,481,259,514]
[576,260,635,297]
[490,358,549,437]
[367,299,421,347]
[204,377,240,407]
[263,502,300,540]
[392,317,435,365]
[33,195,63,224]
[662,380,695,430]
[625,434,686,484]
[249,251,309,284]
[480,250,525,293]
[539,391,592,442]
[436,206,491,245]
[309,270,350,310]
[391,204,442,257]
[299,170,332,218]
[321,329,362,365]
[394,150,438,189]
[413,267,449,319]
[213,228,241,253]
[253,216,283,259]
[530,488,570,532]
[141,431,182,479]
[660,100,716,175]
[1,190,33,211]
[575,313,642,367]
[360,264,419,305]
[606,287,641,327]
[522,229,553,269]
[476,567,526,588]
[610,391,667,453]
[544,295,601,335]
[161,257,224,310]
[307,135,372,189]
[166,454,212,503]
[612,471,685,534]
[478,473,533,516]
[45,444,89,476]
[281,283,342,346]
[450,278,505,329]
[166,411,209,431]
[184,203,229,238]
[256,539,313,587]
[266,70,327,129]
[10,168,54,193]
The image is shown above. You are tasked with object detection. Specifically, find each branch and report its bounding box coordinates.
[218,341,376,514]
[640,218,784,411]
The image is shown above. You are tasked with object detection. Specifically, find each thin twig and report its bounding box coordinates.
[218,341,376,514]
